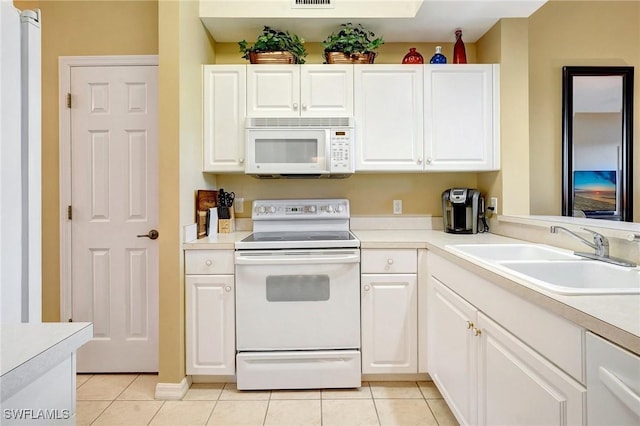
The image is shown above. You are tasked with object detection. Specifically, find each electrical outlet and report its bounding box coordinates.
[234,197,244,214]
[489,197,498,215]
[393,200,402,215]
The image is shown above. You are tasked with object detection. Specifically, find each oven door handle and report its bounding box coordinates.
[235,252,360,265]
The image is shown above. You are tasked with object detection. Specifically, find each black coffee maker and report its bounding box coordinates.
[442,188,482,234]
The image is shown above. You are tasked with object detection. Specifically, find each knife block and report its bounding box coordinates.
[218,208,235,233]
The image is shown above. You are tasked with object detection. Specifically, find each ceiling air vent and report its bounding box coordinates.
[292,0,334,9]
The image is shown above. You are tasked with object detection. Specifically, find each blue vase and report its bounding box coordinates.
[430,46,447,64]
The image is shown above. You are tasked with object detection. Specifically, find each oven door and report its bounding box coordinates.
[245,129,330,175]
[235,249,360,351]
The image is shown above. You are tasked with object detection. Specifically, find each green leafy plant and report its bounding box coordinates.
[238,26,307,64]
[322,23,384,55]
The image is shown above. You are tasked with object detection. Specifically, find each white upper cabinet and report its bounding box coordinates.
[203,65,246,172]
[354,65,425,171]
[247,65,353,117]
[424,64,500,171]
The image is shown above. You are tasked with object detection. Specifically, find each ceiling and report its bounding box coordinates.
[200,0,548,43]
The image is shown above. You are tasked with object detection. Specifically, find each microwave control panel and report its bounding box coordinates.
[329,129,354,174]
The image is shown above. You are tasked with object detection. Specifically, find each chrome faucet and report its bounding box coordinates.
[549,226,636,267]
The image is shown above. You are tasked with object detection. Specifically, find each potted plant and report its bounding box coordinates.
[322,23,384,64]
[238,26,307,64]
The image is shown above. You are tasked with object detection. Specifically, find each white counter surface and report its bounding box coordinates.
[354,229,640,355]
[183,231,251,250]
[1,322,93,401]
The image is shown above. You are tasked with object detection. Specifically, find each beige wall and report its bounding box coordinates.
[528,0,640,221]
[13,0,159,322]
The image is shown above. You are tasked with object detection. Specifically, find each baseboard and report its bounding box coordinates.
[362,373,431,382]
[154,376,192,400]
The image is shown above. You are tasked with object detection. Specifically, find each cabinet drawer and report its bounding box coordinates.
[361,249,417,273]
[185,250,234,275]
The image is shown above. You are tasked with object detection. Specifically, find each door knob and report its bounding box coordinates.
[137,229,159,240]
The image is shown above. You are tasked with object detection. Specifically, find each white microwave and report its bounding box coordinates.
[245,117,355,178]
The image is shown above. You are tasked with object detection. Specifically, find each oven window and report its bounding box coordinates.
[266,275,330,302]
[255,139,319,164]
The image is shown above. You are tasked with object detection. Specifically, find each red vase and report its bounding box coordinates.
[453,29,467,64]
[402,48,424,64]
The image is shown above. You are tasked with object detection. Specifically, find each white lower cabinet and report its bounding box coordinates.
[428,263,586,426]
[361,249,417,374]
[185,250,235,375]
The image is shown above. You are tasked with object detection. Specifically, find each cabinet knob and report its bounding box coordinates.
[387,259,394,265]
[363,285,370,291]
[467,320,474,329]
[473,327,482,336]
[205,260,213,266]
[293,103,299,110]
[225,286,232,292]
[239,158,244,164]
[427,157,432,164]
[302,104,307,110]
[417,157,423,164]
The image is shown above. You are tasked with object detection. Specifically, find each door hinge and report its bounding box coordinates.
[66,93,71,108]
[67,205,72,220]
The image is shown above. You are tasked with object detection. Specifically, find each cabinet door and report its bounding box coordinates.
[428,276,478,426]
[361,274,417,374]
[186,275,235,375]
[424,64,499,171]
[354,65,424,171]
[300,65,353,117]
[477,312,585,426]
[246,65,299,116]
[203,65,246,172]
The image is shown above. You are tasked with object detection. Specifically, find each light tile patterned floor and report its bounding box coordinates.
[76,374,459,426]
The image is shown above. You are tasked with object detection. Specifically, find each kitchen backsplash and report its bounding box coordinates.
[216,172,481,218]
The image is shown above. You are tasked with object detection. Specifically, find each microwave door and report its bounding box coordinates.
[247,129,330,175]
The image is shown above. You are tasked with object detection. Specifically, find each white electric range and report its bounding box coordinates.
[234,199,361,390]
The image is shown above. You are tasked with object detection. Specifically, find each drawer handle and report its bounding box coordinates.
[225,286,232,292]
[387,259,394,265]
[363,285,370,292]
[205,260,213,266]
[467,320,474,329]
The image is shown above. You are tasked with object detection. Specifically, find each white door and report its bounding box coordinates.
[300,65,353,117]
[361,274,417,374]
[203,65,246,172]
[70,65,158,372]
[428,276,478,426]
[424,64,499,171]
[246,65,299,117]
[354,65,424,171]
[186,274,235,375]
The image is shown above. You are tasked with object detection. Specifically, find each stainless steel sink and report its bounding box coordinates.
[497,260,640,295]
[445,243,579,261]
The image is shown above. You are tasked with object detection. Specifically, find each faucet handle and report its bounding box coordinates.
[581,227,608,244]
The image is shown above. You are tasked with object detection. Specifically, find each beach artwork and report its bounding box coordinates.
[573,170,617,213]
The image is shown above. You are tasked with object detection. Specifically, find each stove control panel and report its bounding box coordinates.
[252,199,350,219]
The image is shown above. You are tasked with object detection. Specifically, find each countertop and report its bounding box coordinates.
[184,229,640,355]
[1,322,93,400]
[354,229,640,355]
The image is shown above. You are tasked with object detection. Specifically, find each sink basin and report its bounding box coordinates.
[446,243,579,261]
[497,260,640,295]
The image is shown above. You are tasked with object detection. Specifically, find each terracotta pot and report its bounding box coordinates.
[249,51,295,64]
[325,51,376,64]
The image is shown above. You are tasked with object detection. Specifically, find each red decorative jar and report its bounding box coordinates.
[402,48,424,64]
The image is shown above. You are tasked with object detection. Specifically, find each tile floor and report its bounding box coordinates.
[76,374,459,426]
